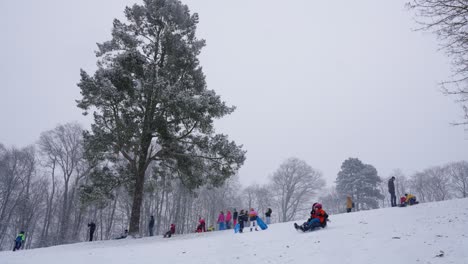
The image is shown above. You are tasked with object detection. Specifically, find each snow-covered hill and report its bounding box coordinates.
[2,198,468,264]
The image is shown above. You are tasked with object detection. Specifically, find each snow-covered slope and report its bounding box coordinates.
[2,198,468,264]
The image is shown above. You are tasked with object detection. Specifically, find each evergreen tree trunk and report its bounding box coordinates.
[129,169,146,235]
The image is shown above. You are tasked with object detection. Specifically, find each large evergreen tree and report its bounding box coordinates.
[76,0,245,235]
[336,158,383,210]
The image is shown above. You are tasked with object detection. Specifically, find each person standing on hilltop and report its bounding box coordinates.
[149,215,155,236]
[265,208,272,224]
[346,196,353,213]
[88,222,96,241]
[388,176,396,207]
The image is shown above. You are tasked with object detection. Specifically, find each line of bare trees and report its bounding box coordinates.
[0,122,246,251]
[0,138,326,252]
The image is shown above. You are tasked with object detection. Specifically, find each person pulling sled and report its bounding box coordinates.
[294,203,328,232]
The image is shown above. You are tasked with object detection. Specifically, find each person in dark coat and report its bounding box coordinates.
[88,222,96,241]
[237,210,248,233]
[265,208,272,224]
[149,216,155,236]
[233,209,238,227]
[388,176,396,207]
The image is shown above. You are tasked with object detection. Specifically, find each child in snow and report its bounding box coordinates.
[237,209,248,233]
[217,211,225,230]
[295,203,328,232]
[13,231,25,251]
[249,208,258,232]
[399,196,407,207]
[226,210,232,229]
[233,209,238,227]
[116,229,128,239]
[405,193,419,205]
[164,224,176,238]
[265,208,272,224]
[196,217,206,232]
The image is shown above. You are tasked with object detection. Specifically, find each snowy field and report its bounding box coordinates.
[2,198,468,264]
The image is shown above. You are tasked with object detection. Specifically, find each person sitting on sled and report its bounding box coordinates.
[295,203,328,232]
[164,224,176,238]
[115,229,128,239]
[196,217,206,232]
[399,196,407,207]
[405,193,418,205]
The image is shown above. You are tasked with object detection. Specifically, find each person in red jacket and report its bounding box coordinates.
[196,217,206,232]
[164,224,175,238]
[294,203,328,232]
[399,196,407,207]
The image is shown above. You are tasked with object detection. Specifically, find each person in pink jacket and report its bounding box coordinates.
[249,208,258,232]
[225,210,232,229]
[217,211,225,230]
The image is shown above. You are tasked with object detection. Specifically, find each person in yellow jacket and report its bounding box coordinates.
[346,196,353,213]
[405,193,418,205]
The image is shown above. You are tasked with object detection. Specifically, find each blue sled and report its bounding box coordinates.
[234,223,240,233]
[257,217,268,230]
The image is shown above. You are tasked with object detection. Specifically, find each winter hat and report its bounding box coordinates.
[314,203,322,209]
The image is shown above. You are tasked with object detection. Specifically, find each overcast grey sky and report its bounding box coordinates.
[1,0,466,186]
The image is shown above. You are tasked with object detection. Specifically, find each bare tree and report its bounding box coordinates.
[38,123,84,243]
[271,158,325,222]
[320,187,346,214]
[446,161,468,198]
[410,172,429,203]
[0,145,43,250]
[425,166,452,201]
[407,1,468,124]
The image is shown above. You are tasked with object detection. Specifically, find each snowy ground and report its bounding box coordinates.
[2,198,468,264]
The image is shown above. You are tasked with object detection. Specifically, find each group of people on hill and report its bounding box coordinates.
[14,176,425,252]
[343,176,420,213]
[215,208,272,232]
[86,221,129,241]
[388,176,419,207]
